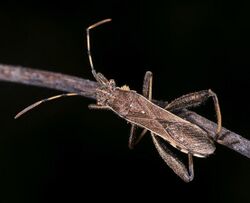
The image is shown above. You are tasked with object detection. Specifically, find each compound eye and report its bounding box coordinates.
[96,95,106,106]
[109,79,116,90]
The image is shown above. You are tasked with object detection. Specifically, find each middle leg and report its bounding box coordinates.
[128,71,153,149]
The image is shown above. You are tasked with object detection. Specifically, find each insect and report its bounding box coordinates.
[15,19,223,182]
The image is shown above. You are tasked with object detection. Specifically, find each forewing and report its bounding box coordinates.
[124,93,215,157]
[159,120,215,156]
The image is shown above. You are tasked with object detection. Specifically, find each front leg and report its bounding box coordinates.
[128,124,148,149]
[151,133,194,182]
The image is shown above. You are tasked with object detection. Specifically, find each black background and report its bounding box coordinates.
[0,1,250,202]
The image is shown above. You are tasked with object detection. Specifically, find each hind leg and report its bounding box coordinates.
[165,89,222,139]
[151,133,194,182]
[128,71,153,149]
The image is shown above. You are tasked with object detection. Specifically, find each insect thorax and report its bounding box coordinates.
[96,86,115,106]
[99,87,135,116]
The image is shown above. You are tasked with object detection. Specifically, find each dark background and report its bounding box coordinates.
[0,0,250,202]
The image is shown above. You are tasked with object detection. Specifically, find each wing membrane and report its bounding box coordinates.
[159,120,215,156]
[124,93,215,157]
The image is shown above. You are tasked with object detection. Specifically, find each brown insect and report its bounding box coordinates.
[15,19,222,182]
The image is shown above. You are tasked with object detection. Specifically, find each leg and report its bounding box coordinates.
[128,125,147,149]
[165,89,222,138]
[142,71,153,101]
[88,104,110,110]
[128,124,136,149]
[128,71,153,148]
[151,133,194,182]
[188,153,194,181]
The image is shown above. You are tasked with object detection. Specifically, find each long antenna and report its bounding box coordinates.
[86,18,112,81]
[15,19,113,119]
[15,93,79,119]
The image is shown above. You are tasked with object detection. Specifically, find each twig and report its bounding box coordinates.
[0,64,249,158]
[0,64,98,99]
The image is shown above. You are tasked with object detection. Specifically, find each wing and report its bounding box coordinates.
[158,120,215,157]
[124,92,215,157]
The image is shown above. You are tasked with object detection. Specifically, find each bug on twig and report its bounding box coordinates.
[15,19,223,182]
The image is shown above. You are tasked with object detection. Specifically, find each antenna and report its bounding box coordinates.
[86,18,112,81]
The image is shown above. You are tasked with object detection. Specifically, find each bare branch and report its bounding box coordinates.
[176,109,250,158]
[0,64,98,99]
[0,63,249,158]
